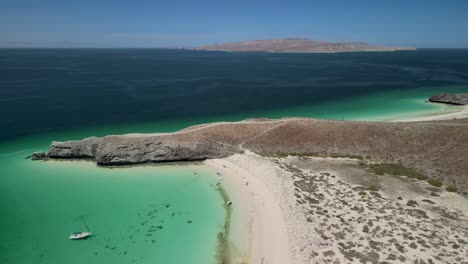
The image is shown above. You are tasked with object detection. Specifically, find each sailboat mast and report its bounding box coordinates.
[80,215,90,231]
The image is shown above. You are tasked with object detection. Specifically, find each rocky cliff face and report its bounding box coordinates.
[429,93,468,105]
[34,135,240,165]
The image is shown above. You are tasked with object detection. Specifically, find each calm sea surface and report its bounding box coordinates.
[1,49,468,264]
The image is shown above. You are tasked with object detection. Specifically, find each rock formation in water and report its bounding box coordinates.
[193,38,415,53]
[33,135,239,165]
[429,93,468,105]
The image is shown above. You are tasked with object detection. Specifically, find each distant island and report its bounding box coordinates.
[194,38,415,53]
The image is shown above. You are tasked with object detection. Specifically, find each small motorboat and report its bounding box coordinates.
[226,201,232,206]
[69,231,92,240]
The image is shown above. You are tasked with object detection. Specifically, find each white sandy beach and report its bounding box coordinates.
[205,152,293,264]
[205,149,468,264]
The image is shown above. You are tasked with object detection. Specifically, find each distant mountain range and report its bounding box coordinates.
[194,38,415,53]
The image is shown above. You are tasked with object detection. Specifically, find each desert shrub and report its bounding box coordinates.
[446,186,458,192]
[362,163,427,180]
[427,179,443,187]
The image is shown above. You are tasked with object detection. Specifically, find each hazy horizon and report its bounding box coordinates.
[1,43,468,49]
[2,0,468,49]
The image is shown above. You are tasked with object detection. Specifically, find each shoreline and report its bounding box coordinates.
[391,104,468,122]
[205,153,293,264]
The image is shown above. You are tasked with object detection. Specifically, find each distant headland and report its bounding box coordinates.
[193,38,416,53]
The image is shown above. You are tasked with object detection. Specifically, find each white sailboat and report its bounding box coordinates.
[69,216,92,240]
[69,231,92,240]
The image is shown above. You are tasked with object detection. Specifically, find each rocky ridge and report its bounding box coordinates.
[34,135,239,165]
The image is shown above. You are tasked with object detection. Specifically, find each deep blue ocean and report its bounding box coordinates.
[1,48,468,141]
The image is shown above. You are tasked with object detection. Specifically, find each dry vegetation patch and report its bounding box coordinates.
[277,156,468,263]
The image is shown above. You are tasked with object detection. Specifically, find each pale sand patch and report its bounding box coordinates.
[393,105,468,122]
[205,153,294,264]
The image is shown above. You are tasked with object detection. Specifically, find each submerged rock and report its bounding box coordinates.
[31,152,49,160]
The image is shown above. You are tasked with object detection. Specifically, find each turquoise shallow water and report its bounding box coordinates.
[225,85,465,121]
[1,153,225,264]
[2,49,468,264]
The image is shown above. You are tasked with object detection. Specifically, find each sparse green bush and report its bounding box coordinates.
[304,196,320,204]
[367,185,379,192]
[362,163,428,180]
[421,199,435,204]
[397,196,403,200]
[446,186,458,192]
[427,179,443,187]
[329,153,364,160]
[406,200,418,207]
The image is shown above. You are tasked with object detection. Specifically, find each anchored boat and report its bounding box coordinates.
[69,231,92,240]
[70,215,92,240]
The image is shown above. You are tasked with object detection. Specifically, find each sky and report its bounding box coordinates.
[1,0,468,48]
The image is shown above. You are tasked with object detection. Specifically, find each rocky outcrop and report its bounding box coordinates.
[31,152,49,160]
[36,134,240,166]
[429,93,468,105]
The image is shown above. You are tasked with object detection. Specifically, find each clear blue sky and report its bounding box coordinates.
[1,0,468,48]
